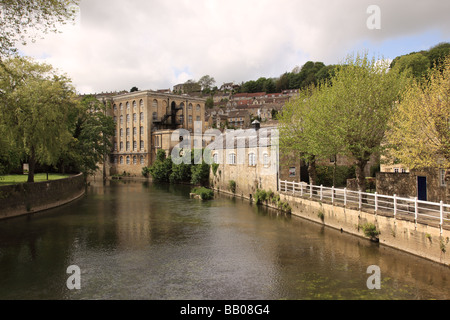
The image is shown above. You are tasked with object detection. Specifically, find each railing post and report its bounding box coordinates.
[394,194,397,219]
[320,185,323,201]
[374,192,378,213]
[292,181,295,196]
[331,186,334,204]
[300,183,303,197]
[414,197,418,227]
[359,190,362,210]
[310,183,313,199]
[440,201,444,235]
[344,188,347,207]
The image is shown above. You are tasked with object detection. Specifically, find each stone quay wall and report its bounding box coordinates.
[280,193,450,267]
[0,173,86,220]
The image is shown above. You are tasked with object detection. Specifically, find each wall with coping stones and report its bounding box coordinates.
[0,173,86,220]
[280,193,450,267]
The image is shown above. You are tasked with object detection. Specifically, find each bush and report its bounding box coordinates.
[361,223,380,240]
[212,163,219,176]
[142,167,151,177]
[192,187,214,200]
[191,162,210,186]
[316,165,356,187]
[228,180,236,193]
[254,189,268,205]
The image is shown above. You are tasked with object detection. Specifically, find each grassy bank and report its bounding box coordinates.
[0,173,71,186]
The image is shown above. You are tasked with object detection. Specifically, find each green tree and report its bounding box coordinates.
[198,75,216,92]
[326,53,407,191]
[0,0,79,57]
[386,56,450,170]
[390,52,431,80]
[61,95,115,176]
[149,150,172,182]
[0,57,77,182]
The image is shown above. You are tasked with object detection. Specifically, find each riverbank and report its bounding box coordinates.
[0,173,86,220]
[212,186,450,267]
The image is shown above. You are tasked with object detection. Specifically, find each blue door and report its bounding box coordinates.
[417,176,427,201]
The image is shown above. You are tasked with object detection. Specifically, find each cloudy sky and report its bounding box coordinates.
[17,0,450,94]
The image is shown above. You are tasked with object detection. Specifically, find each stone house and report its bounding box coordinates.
[208,122,279,199]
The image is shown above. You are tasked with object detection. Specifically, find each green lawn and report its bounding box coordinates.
[0,173,71,186]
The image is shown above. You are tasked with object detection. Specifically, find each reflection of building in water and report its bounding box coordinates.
[98,91,206,176]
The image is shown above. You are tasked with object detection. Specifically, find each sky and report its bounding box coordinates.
[17,0,450,94]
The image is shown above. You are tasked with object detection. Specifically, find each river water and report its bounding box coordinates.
[0,180,449,300]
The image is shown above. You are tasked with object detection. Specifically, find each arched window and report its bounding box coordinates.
[126,114,130,124]
[113,104,117,112]
[196,104,201,111]
[133,101,137,111]
[126,102,130,111]
[133,156,137,165]
[120,156,124,164]
[140,100,144,110]
[213,153,219,164]
[133,113,137,122]
[140,156,145,165]
[188,103,193,110]
[152,99,158,109]
[140,112,144,121]
[126,156,130,164]
[153,112,158,121]
[120,115,123,125]
[119,103,123,111]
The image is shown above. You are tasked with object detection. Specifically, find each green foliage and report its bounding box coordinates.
[191,187,214,200]
[212,163,219,176]
[0,56,79,182]
[142,166,151,178]
[205,97,214,109]
[361,223,380,240]
[254,189,268,205]
[190,162,210,186]
[0,0,79,57]
[316,165,356,187]
[228,180,236,193]
[148,151,172,183]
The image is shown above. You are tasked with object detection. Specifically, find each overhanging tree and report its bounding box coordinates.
[0,56,77,182]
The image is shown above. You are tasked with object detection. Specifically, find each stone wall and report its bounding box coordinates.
[280,193,450,267]
[0,173,86,220]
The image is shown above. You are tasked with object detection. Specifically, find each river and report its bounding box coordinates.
[0,180,449,300]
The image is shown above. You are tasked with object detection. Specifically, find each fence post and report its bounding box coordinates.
[320,185,323,201]
[292,181,295,196]
[359,190,362,210]
[344,188,347,207]
[374,192,378,213]
[310,183,313,199]
[394,194,397,219]
[414,197,418,227]
[300,183,303,197]
[440,201,444,235]
[331,186,334,204]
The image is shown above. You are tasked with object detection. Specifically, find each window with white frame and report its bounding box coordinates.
[263,153,270,167]
[140,156,145,165]
[229,152,236,165]
[248,152,256,166]
[213,153,219,164]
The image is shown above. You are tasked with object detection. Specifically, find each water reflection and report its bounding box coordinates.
[0,180,449,300]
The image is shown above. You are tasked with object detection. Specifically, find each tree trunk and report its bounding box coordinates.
[355,160,367,192]
[308,155,317,187]
[27,148,36,183]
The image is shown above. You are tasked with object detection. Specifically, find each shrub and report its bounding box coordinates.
[212,163,219,176]
[254,189,268,205]
[191,162,210,186]
[142,167,151,178]
[361,223,380,240]
[228,180,236,193]
[192,187,214,200]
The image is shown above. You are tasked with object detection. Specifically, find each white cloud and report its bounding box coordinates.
[17,0,450,94]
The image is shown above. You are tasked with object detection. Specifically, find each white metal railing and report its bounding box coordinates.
[279,180,450,234]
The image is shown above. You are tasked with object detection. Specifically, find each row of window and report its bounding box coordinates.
[213,152,270,167]
[118,127,144,137]
[113,155,145,165]
[113,100,203,113]
[113,100,144,113]
[114,141,145,151]
[114,113,145,125]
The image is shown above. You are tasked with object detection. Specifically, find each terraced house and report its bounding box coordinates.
[101,90,206,176]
